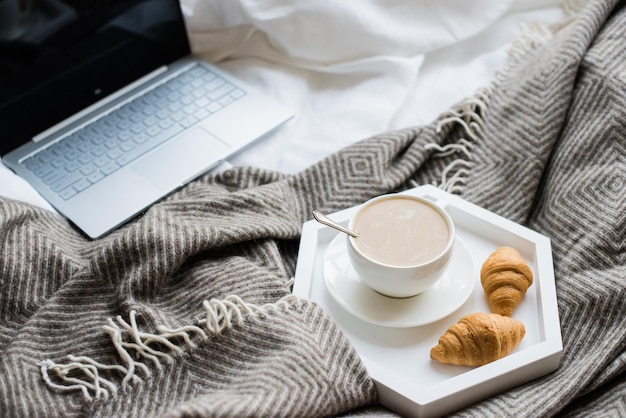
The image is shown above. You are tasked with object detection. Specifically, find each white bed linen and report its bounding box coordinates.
[0,0,564,213]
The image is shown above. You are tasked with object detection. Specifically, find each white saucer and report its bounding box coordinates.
[322,234,475,327]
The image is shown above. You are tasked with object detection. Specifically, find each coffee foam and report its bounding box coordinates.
[353,197,449,267]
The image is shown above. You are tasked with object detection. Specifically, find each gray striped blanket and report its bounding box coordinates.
[1,0,624,416]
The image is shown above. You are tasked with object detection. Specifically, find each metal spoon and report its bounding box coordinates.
[312,210,360,238]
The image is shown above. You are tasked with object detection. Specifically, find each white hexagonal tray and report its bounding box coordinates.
[293,185,562,418]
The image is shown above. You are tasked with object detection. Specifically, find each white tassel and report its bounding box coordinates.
[424,90,489,194]
[40,295,299,401]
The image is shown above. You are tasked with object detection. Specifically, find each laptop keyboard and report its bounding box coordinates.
[23,64,245,200]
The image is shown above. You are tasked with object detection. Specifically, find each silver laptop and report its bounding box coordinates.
[0,0,293,238]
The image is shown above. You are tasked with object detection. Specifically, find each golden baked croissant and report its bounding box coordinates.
[480,246,533,316]
[430,312,525,366]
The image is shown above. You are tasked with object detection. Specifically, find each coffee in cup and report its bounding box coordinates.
[346,194,455,298]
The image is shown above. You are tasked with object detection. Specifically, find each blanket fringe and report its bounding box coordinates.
[500,0,581,80]
[40,294,299,401]
[422,87,489,193]
[424,0,578,194]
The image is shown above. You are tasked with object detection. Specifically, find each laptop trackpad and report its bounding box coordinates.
[130,127,230,190]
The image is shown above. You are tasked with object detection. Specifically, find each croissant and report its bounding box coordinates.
[430,312,525,366]
[480,246,533,316]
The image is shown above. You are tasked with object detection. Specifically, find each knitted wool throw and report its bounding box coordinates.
[1,0,624,416]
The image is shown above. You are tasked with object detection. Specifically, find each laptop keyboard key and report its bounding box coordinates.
[41,169,67,185]
[59,187,78,200]
[50,171,82,192]
[87,170,105,184]
[101,161,120,175]
[24,157,42,171]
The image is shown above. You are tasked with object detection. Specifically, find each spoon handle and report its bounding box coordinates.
[312,210,360,238]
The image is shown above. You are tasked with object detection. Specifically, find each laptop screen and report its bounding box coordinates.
[0,0,191,156]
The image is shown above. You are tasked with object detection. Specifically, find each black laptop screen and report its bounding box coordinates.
[0,0,191,155]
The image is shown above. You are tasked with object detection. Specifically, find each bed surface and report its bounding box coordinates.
[2,1,625,417]
[0,0,564,209]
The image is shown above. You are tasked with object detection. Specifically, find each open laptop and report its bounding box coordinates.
[0,0,293,239]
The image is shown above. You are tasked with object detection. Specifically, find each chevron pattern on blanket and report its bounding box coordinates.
[459,0,626,415]
[0,0,624,416]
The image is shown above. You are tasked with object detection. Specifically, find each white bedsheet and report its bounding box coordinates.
[0,0,564,213]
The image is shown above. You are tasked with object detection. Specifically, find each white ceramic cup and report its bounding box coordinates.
[346,193,455,298]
